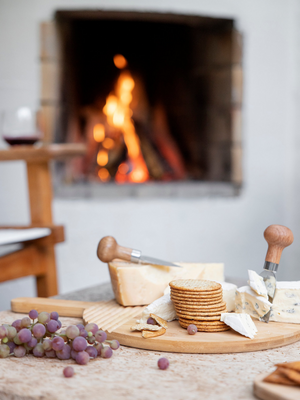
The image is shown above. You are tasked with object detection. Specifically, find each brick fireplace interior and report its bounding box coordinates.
[40,11,243,189]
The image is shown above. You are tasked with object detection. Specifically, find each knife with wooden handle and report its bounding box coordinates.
[260,224,294,322]
[97,236,182,267]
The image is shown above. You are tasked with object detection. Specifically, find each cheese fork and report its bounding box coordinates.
[97,236,182,268]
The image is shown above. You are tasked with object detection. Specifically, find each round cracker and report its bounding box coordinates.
[169,279,222,292]
[178,319,226,326]
[180,324,230,332]
[171,296,223,304]
[171,298,224,307]
[179,314,221,321]
[173,301,227,311]
[175,308,227,317]
[170,290,223,299]
[171,288,222,297]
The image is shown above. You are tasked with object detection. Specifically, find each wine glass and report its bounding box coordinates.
[1,107,42,146]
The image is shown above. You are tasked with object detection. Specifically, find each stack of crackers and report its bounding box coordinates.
[169,279,230,332]
[264,361,300,386]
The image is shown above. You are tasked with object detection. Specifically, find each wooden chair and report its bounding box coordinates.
[0,144,86,297]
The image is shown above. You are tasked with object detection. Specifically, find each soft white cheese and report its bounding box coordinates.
[221,313,258,339]
[235,286,272,319]
[270,281,300,323]
[214,281,237,312]
[248,270,268,298]
[138,294,177,323]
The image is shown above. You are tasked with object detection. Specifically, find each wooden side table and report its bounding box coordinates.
[0,144,86,297]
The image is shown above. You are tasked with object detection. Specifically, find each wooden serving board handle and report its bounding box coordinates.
[11,297,99,318]
[264,225,294,264]
[97,236,133,263]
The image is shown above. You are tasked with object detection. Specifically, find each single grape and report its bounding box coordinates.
[158,357,169,370]
[18,328,32,343]
[32,323,46,339]
[29,309,38,320]
[45,349,56,358]
[187,324,197,335]
[95,330,107,343]
[85,346,97,358]
[101,346,113,359]
[56,344,71,360]
[71,349,78,360]
[63,366,74,378]
[72,336,87,352]
[2,337,8,343]
[0,325,8,339]
[6,341,16,353]
[66,325,80,340]
[94,342,103,356]
[107,340,120,350]
[13,335,22,345]
[14,345,26,358]
[76,324,85,331]
[85,323,98,335]
[27,337,37,348]
[57,320,62,329]
[76,351,90,365]
[52,336,64,351]
[33,343,45,357]
[147,317,156,325]
[21,317,31,328]
[38,312,50,324]
[87,336,95,345]
[0,344,10,358]
[87,332,93,337]
[79,329,88,338]
[12,320,22,332]
[46,320,59,333]
[50,311,59,321]
[7,326,17,340]
[42,339,52,351]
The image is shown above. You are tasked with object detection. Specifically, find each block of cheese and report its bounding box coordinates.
[215,281,237,312]
[221,313,258,339]
[138,294,177,323]
[108,261,224,306]
[235,286,272,319]
[270,281,300,323]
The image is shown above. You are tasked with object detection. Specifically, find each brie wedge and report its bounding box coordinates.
[221,313,258,339]
[235,286,272,319]
[248,270,268,298]
[138,294,177,324]
[270,281,300,323]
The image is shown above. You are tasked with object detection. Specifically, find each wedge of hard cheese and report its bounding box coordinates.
[108,261,224,306]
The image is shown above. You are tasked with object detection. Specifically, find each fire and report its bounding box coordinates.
[102,68,149,183]
[113,54,128,69]
[93,124,105,142]
[98,168,110,182]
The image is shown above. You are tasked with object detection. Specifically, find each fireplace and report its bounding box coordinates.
[40,11,243,194]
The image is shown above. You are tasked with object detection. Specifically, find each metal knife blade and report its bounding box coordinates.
[139,255,181,268]
[259,264,277,323]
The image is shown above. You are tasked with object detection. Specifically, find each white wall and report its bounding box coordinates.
[1,0,300,310]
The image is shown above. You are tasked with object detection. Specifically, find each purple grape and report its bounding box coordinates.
[100,346,113,359]
[85,323,98,335]
[33,343,45,357]
[21,317,31,328]
[76,324,85,330]
[57,320,62,329]
[45,349,56,358]
[94,343,103,356]
[12,320,22,332]
[52,336,64,351]
[108,340,120,350]
[7,326,17,340]
[0,344,10,358]
[158,357,169,370]
[66,325,80,340]
[14,345,26,358]
[47,320,59,333]
[38,312,50,324]
[32,323,46,339]
[6,341,16,353]
[76,351,90,365]
[72,336,87,352]
[85,346,97,358]
[13,335,22,345]
[18,328,32,343]
[63,366,74,378]
[187,324,197,335]
[147,317,156,325]
[71,349,78,360]
[56,344,71,360]
[0,325,8,339]
[87,336,96,344]
[42,339,52,351]
[80,329,88,338]
[50,311,59,321]
[27,337,37,348]
[29,309,38,320]
[95,330,107,343]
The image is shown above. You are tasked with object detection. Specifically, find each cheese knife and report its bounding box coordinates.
[97,236,182,267]
[260,224,294,322]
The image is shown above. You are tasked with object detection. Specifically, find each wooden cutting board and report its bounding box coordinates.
[11,297,300,354]
[253,372,300,400]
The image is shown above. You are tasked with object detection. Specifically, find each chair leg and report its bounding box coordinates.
[36,245,58,297]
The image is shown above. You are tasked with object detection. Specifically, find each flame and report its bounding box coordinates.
[93,124,105,142]
[113,54,128,69]
[98,168,110,182]
[97,149,108,166]
[103,70,149,183]
[103,138,114,150]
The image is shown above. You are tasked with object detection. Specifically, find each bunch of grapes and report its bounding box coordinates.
[0,310,120,365]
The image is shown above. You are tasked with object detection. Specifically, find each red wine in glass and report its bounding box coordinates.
[3,135,40,146]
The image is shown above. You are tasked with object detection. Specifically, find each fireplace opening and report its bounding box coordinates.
[50,11,242,190]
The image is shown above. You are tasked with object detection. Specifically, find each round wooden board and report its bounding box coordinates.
[253,372,300,400]
[104,319,300,354]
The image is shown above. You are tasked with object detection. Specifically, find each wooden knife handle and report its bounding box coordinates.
[264,225,294,264]
[97,236,133,263]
